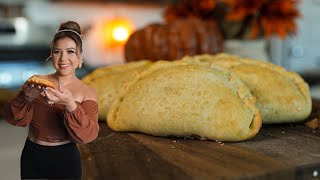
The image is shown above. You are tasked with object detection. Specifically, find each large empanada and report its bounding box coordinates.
[82,61,152,119]
[182,53,312,123]
[107,61,261,142]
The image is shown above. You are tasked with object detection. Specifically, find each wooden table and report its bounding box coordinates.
[78,109,320,180]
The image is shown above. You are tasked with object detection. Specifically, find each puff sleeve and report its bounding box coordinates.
[4,92,33,127]
[64,100,99,144]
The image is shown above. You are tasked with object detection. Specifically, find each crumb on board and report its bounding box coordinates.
[305,118,319,130]
[304,99,320,130]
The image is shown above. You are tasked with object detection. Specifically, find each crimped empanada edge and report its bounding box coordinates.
[183,53,312,120]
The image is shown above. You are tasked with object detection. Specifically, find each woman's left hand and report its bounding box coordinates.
[44,85,77,112]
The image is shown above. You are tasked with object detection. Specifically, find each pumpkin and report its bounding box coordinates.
[125,18,224,62]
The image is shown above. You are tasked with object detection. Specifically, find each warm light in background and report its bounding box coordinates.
[101,17,134,48]
[113,27,129,42]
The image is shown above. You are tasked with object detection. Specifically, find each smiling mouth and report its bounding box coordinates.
[59,64,71,68]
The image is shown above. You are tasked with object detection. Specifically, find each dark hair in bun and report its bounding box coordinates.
[52,21,83,53]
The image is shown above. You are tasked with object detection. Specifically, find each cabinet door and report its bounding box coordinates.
[286,0,320,73]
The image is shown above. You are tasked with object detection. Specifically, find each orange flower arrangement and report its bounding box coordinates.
[164,0,300,39]
[223,0,300,39]
[164,0,217,23]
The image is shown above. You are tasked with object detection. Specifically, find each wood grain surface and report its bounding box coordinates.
[78,101,320,180]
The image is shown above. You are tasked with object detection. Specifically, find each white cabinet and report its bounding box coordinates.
[270,0,320,74]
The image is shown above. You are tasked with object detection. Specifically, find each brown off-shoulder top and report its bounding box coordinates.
[4,92,99,144]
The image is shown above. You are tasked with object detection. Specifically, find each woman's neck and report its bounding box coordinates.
[51,72,78,87]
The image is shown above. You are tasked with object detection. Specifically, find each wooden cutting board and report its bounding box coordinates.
[78,102,320,180]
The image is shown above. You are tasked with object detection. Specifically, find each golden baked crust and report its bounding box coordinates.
[182,53,312,123]
[26,76,56,89]
[82,61,152,119]
[107,61,261,142]
[82,60,152,84]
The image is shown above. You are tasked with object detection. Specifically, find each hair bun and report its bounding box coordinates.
[58,21,81,34]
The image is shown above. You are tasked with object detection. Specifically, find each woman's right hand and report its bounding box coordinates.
[21,84,43,102]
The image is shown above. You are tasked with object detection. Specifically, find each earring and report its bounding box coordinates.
[78,59,83,68]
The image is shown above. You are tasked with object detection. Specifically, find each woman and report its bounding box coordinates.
[4,21,99,179]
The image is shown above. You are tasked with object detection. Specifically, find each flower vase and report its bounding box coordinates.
[223,39,269,62]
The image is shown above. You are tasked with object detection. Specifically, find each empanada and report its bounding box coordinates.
[82,61,152,119]
[26,76,57,89]
[182,53,312,123]
[107,61,261,142]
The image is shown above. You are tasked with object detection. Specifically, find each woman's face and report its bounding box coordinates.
[51,37,81,75]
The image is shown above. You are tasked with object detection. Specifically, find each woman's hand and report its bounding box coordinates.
[21,84,43,102]
[44,85,77,112]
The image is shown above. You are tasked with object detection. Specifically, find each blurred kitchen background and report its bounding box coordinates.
[0,0,319,179]
[0,0,168,91]
[0,0,319,91]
